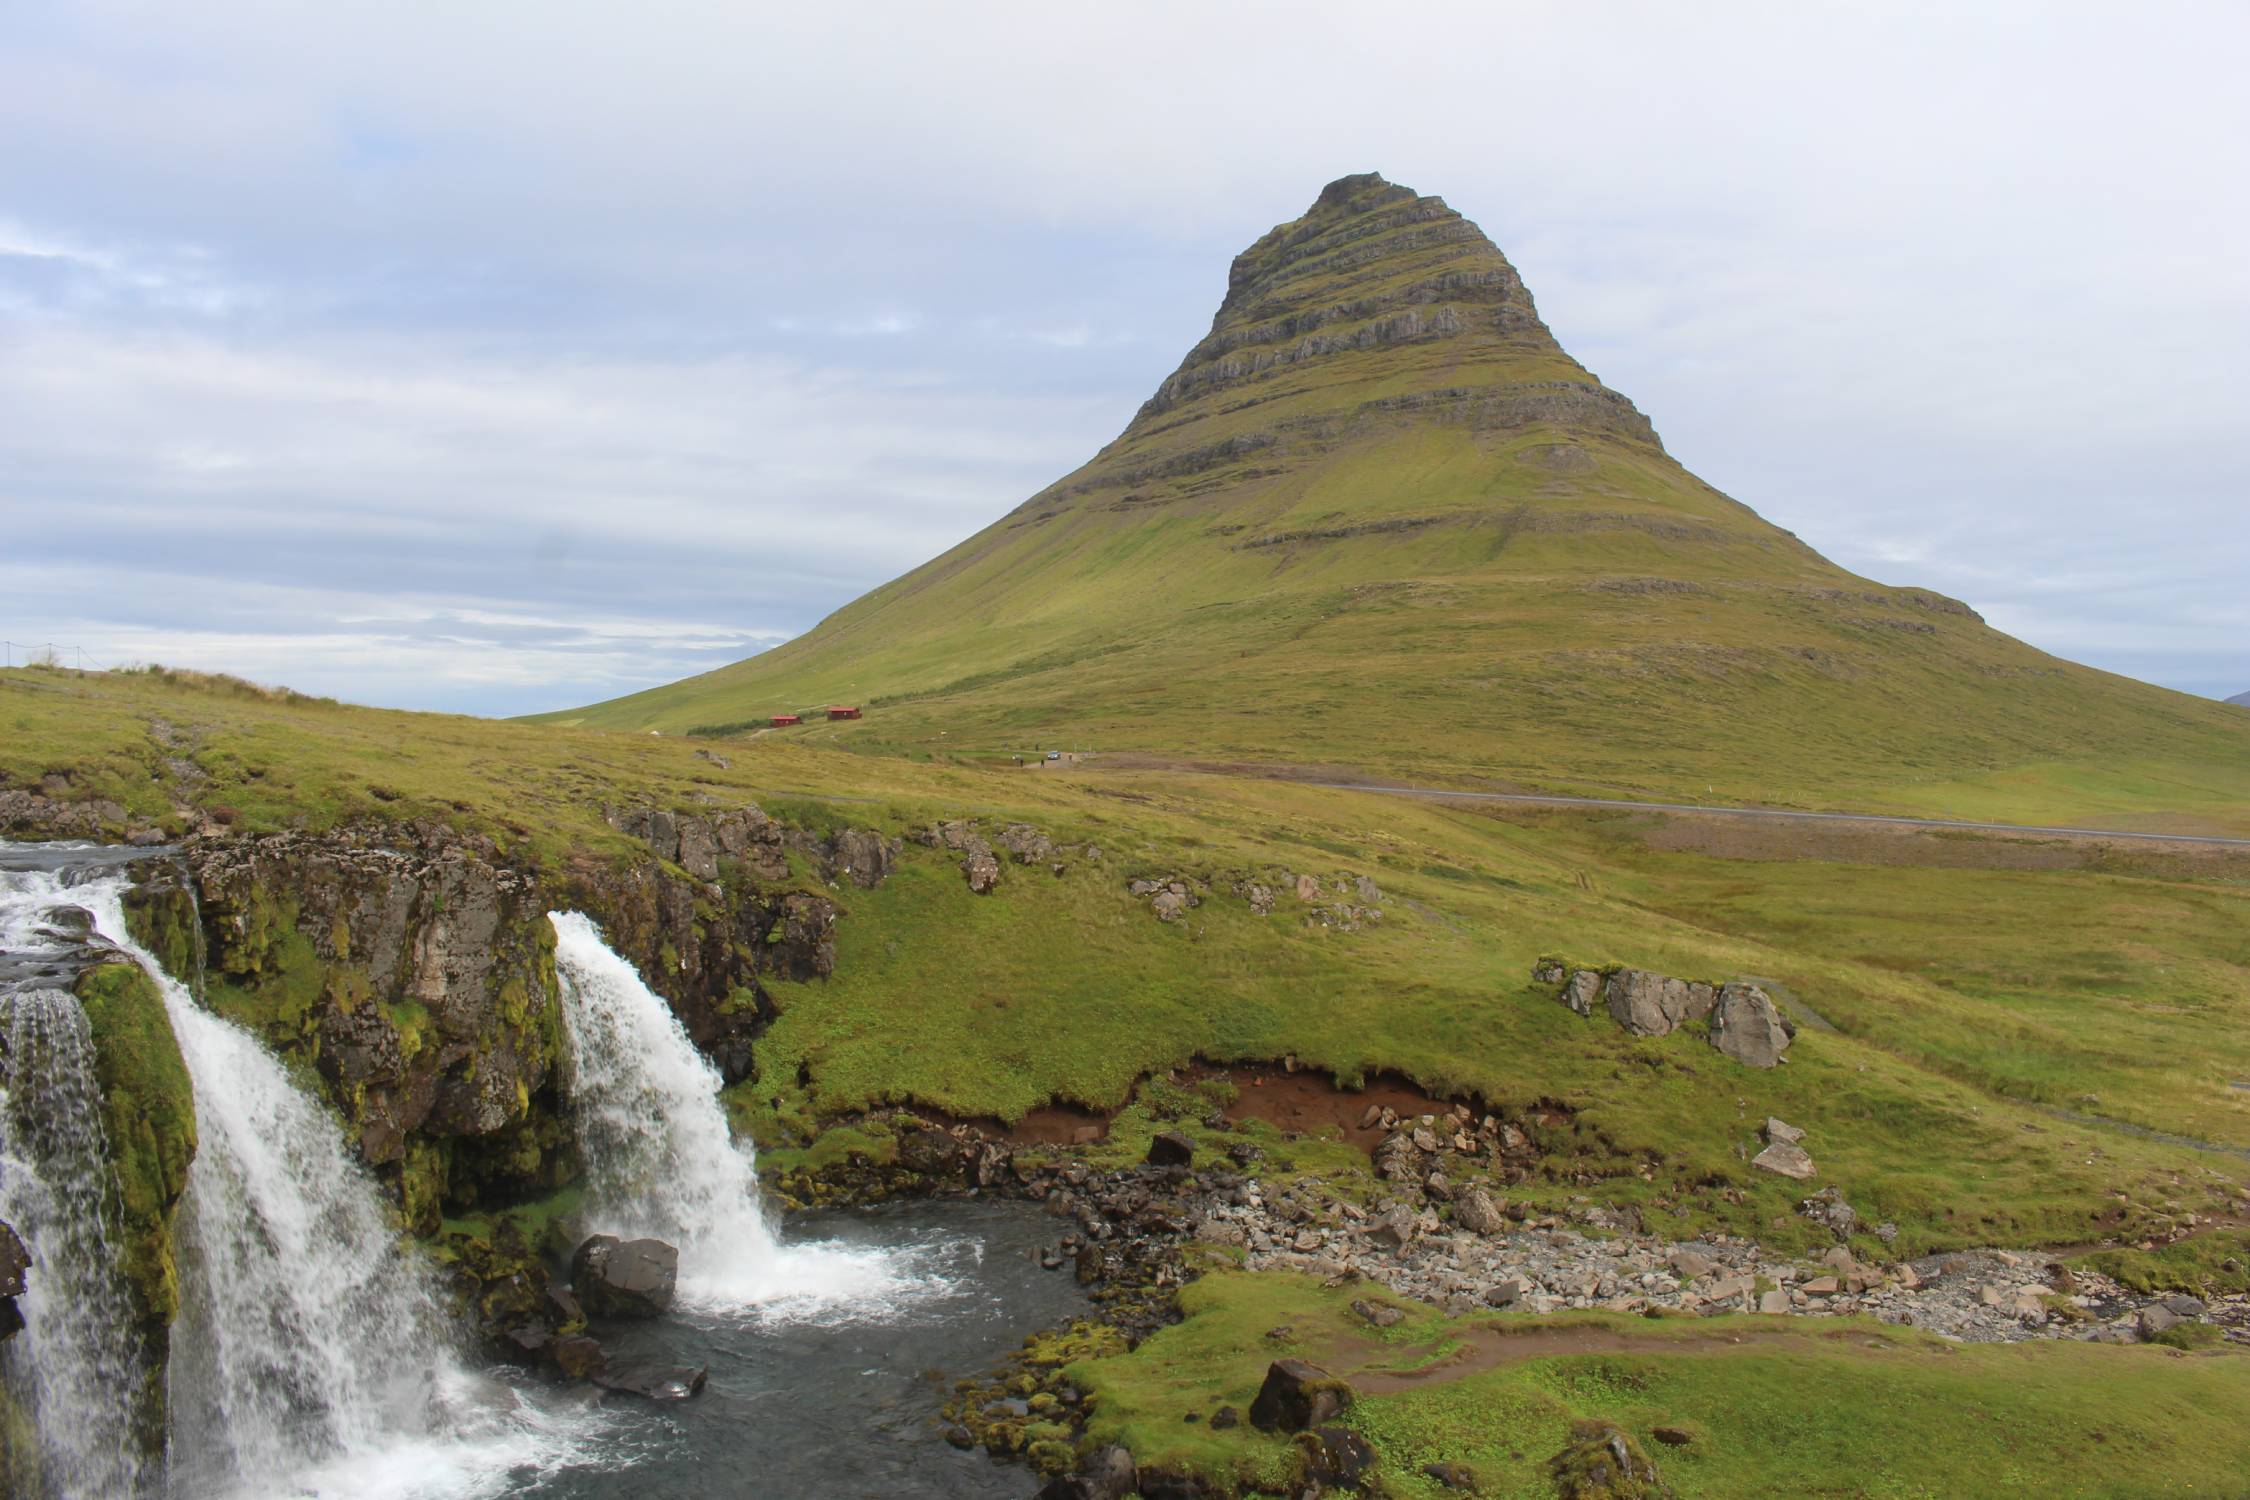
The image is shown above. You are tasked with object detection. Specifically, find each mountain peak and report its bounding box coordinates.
[1130,172,1649,450]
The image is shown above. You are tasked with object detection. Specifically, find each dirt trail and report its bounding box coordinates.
[1085,755,2250,850]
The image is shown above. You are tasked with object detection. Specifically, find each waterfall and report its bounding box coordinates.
[0,846,585,1500]
[0,864,157,1500]
[549,911,911,1315]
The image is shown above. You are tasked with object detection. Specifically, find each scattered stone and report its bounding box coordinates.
[1751,1140,1817,1180]
[1351,1298,1405,1328]
[1549,1420,1674,1499]
[1208,1406,1239,1431]
[1668,1247,1717,1280]
[1710,983,1792,1068]
[1368,1206,1418,1251]
[1248,1359,1352,1433]
[1562,970,1602,1017]
[1799,1187,1857,1240]
[1454,1185,1506,1235]
[1652,1426,1694,1447]
[2138,1304,2183,1339]
[1034,1445,1137,1500]
[1423,1460,1478,1490]
[1302,1426,1377,1487]
[964,848,1002,894]
[1145,1131,1196,1168]
[570,1235,679,1320]
[1604,969,1716,1037]
[1764,1117,1804,1145]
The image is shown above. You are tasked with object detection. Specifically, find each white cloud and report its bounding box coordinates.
[0,0,2244,705]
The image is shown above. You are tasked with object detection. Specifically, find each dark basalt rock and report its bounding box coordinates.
[0,1219,26,1340]
[1145,1131,1195,1168]
[1302,1426,1377,1487]
[549,1334,607,1380]
[1248,1358,1352,1433]
[570,1234,679,1319]
[1032,1445,1136,1500]
[1550,1420,1674,1499]
[591,1360,706,1400]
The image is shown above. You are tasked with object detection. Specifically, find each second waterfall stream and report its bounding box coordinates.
[548,911,922,1314]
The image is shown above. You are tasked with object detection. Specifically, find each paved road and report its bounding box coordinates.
[1111,765,2250,848]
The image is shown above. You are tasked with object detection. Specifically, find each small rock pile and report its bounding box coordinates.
[1533,961,1794,1069]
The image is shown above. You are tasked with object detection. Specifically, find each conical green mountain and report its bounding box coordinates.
[549,174,2247,823]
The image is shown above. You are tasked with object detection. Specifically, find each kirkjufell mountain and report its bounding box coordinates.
[544,174,2247,813]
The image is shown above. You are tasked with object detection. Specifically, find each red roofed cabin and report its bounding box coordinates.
[826,705,862,720]
[770,713,801,727]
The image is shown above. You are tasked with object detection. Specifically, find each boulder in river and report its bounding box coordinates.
[591,1360,707,1400]
[1033,1445,1138,1500]
[570,1234,680,1319]
[548,1334,607,1380]
[1248,1358,1352,1433]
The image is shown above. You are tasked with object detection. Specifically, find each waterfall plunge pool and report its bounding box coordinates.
[0,846,1094,1500]
[505,1198,1094,1500]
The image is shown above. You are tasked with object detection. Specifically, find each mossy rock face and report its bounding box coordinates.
[1549,1421,1674,1500]
[181,836,571,1227]
[120,868,203,997]
[70,959,196,1470]
[71,963,195,1332]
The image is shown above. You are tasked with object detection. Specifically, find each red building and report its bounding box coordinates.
[826,705,862,720]
[770,714,801,727]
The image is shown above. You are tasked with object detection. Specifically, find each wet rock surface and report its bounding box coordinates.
[570,1234,680,1320]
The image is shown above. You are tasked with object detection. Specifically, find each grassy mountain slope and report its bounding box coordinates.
[543,174,2249,829]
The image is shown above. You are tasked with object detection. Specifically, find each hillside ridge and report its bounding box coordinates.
[542,173,2249,829]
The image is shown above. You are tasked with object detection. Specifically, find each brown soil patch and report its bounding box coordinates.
[913,1099,1113,1147]
[915,1059,1474,1153]
[1211,1063,1456,1150]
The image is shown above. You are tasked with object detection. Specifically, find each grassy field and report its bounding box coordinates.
[536,176,2250,834]
[1071,1269,2250,1499]
[11,664,2247,1261]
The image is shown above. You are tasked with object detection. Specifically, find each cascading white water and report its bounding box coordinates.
[0,850,589,1500]
[0,864,157,1500]
[550,911,914,1314]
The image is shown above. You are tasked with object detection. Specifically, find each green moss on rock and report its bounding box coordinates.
[71,962,195,1334]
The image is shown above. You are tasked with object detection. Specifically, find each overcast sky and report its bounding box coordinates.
[4,1,2245,714]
